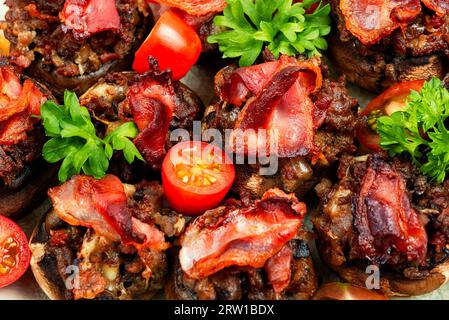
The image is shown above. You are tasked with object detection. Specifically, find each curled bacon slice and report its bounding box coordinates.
[179,188,306,279]
[132,218,170,251]
[125,74,175,169]
[60,0,121,39]
[0,113,32,145]
[422,0,449,15]
[353,157,427,264]
[49,175,135,242]
[0,66,47,145]
[264,244,293,293]
[340,0,422,45]
[49,175,169,249]
[0,67,21,100]
[221,56,322,158]
[150,0,226,16]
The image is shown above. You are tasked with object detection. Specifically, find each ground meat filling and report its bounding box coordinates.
[3,0,149,77]
[314,154,449,280]
[42,181,185,300]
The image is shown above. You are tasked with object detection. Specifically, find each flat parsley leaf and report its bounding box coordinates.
[377,78,449,183]
[208,0,331,67]
[41,90,144,182]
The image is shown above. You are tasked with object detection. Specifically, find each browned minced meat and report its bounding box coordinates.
[313,153,449,280]
[128,181,186,238]
[0,120,45,188]
[3,0,149,76]
[166,239,317,300]
[331,0,449,60]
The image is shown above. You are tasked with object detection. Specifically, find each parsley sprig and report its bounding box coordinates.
[41,91,144,182]
[207,0,331,67]
[377,78,449,183]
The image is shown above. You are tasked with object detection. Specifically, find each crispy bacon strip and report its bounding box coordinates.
[179,188,306,279]
[126,74,175,169]
[264,244,293,293]
[49,175,131,242]
[49,175,169,251]
[353,157,428,264]
[132,218,170,251]
[422,0,449,15]
[222,56,322,158]
[0,67,21,100]
[340,0,422,45]
[90,175,137,243]
[60,0,121,40]
[150,0,226,16]
[0,113,32,145]
[0,66,47,145]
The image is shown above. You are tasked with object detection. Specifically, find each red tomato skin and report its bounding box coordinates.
[133,10,202,80]
[362,80,425,116]
[162,141,235,216]
[356,121,382,152]
[357,80,425,152]
[0,215,31,288]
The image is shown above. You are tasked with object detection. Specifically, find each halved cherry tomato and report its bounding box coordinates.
[356,80,425,152]
[132,9,202,80]
[313,282,389,300]
[162,141,235,216]
[0,215,31,288]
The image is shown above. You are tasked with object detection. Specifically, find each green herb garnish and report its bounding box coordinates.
[207,0,331,67]
[377,78,449,183]
[41,90,144,182]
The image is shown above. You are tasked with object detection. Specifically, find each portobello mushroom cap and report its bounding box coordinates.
[328,35,446,93]
[332,262,449,297]
[29,180,186,300]
[4,0,153,99]
[313,154,449,297]
[29,210,169,300]
[0,66,59,219]
[327,0,448,93]
[28,58,135,101]
[0,163,58,219]
[29,210,71,300]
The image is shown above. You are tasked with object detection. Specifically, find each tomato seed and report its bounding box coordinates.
[0,237,18,275]
[175,154,222,187]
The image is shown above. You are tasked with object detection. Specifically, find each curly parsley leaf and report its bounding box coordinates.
[377,78,449,183]
[41,90,144,182]
[208,0,331,67]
